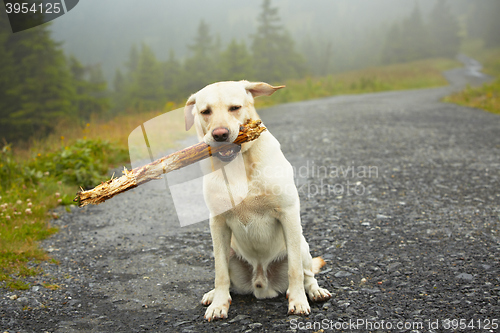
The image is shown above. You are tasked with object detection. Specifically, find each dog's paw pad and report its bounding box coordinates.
[309,287,332,302]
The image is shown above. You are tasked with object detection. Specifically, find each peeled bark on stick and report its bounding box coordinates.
[74,119,266,207]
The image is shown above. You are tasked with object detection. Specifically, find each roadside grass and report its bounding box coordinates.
[443,46,500,115]
[255,57,459,108]
[1,104,190,290]
[0,140,129,290]
[1,56,460,290]
[21,101,183,160]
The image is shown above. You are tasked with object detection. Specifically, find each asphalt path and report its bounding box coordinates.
[1,57,499,333]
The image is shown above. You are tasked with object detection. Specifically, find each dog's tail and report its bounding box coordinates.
[311,257,326,275]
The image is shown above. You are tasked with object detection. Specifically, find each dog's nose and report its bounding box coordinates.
[212,127,230,142]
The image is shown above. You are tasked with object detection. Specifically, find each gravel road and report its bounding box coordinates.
[2,57,499,333]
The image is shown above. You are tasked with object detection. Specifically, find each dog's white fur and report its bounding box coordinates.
[184,81,332,321]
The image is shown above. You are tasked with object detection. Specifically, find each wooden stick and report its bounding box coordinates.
[74,119,266,207]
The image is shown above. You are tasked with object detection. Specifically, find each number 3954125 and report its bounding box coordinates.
[5,2,62,14]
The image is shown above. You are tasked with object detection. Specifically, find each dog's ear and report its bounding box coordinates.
[184,94,196,131]
[241,81,285,98]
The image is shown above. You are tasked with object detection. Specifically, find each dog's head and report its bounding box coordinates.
[184,81,284,161]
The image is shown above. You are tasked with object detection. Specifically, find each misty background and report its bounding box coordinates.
[49,0,496,79]
[1,0,499,142]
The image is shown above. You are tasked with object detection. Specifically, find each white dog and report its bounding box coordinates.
[184,81,332,321]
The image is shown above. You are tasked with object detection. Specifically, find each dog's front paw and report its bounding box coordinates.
[204,302,230,322]
[287,293,310,316]
[308,287,332,302]
[203,291,232,322]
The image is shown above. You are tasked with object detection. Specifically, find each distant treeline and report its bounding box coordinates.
[0,13,108,143]
[301,0,500,75]
[113,0,305,112]
[382,1,460,64]
[1,0,499,143]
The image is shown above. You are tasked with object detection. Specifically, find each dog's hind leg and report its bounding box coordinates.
[300,238,332,302]
[229,254,288,299]
[228,252,254,295]
[266,257,289,297]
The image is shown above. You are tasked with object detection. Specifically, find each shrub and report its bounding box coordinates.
[32,139,128,189]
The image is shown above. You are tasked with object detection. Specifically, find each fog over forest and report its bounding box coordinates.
[50,0,477,81]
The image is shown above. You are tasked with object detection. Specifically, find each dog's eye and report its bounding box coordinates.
[200,109,211,115]
[229,105,241,112]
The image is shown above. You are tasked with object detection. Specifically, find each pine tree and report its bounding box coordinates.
[0,13,16,140]
[112,68,126,114]
[382,24,404,64]
[466,0,500,47]
[183,20,217,93]
[219,39,254,81]
[163,49,182,102]
[126,44,140,76]
[381,2,434,64]
[113,69,125,94]
[251,0,306,83]
[483,1,500,47]
[127,43,165,111]
[429,0,460,57]
[212,33,223,79]
[301,36,334,76]
[0,13,76,142]
[69,56,110,121]
[400,3,433,61]
[87,64,110,116]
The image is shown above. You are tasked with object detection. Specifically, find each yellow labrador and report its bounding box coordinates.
[184,81,332,321]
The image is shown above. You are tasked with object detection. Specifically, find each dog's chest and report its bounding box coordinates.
[233,193,273,221]
[226,195,284,253]
[225,159,288,231]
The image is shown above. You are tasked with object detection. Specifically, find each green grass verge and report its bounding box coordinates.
[0,56,459,290]
[256,57,460,108]
[444,44,500,115]
[0,140,128,290]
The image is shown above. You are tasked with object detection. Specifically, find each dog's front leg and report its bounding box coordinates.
[280,206,311,315]
[203,215,232,321]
